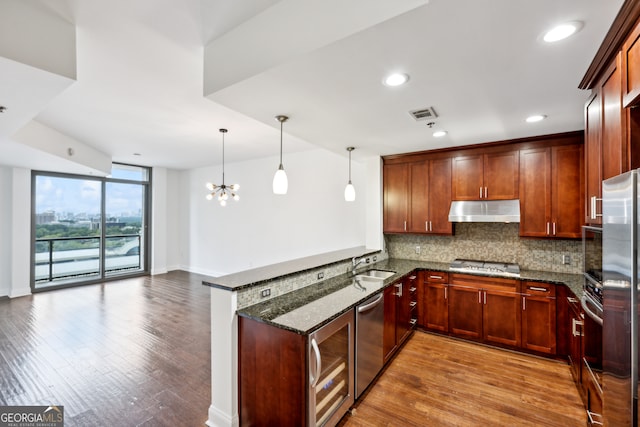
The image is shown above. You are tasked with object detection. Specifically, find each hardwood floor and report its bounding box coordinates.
[1,272,585,426]
[340,331,585,427]
[0,271,211,426]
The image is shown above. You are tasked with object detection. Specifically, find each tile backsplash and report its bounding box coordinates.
[385,223,582,274]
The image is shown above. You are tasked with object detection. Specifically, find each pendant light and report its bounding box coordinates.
[273,115,289,195]
[206,128,239,206]
[344,147,356,202]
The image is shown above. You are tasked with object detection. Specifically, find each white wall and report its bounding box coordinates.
[177,148,369,276]
[10,168,31,298]
[0,166,11,296]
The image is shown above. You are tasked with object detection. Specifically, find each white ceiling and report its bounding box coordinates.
[0,0,625,173]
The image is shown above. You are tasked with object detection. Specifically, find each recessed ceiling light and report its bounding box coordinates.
[433,130,447,137]
[526,115,547,123]
[133,153,141,156]
[543,21,582,43]
[383,73,409,87]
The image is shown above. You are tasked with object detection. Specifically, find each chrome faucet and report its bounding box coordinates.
[351,256,366,275]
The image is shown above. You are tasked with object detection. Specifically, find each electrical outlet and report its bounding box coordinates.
[373,256,377,262]
[415,246,421,254]
[365,257,370,263]
[317,272,324,280]
[562,254,571,265]
[260,288,271,298]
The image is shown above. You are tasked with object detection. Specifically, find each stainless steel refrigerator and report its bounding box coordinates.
[602,170,639,426]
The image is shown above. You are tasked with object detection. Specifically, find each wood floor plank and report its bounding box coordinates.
[340,331,585,427]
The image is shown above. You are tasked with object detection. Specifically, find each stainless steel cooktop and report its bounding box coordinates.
[449,259,521,278]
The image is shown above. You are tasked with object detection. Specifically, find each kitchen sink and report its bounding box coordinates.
[357,270,395,280]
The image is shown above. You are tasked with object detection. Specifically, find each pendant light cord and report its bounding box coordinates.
[279,120,284,167]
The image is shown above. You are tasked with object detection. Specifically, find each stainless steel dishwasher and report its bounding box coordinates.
[355,292,385,398]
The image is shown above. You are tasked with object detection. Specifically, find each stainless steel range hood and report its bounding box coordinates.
[448,199,520,223]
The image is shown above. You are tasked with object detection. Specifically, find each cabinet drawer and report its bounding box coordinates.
[450,273,518,291]
[522,281,556,297]
[424,271,448,284]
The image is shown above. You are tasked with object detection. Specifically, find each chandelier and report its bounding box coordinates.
[206,128,239,206]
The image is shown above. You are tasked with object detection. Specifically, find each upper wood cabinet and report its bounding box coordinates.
[584,53,627,225]
[383,163,409,233]
[519,143,584,238]
[452,151,519,201]
[383,158,452,235]
[623,17,640,107]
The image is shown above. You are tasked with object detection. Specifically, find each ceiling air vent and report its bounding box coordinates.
[409,107,438,121]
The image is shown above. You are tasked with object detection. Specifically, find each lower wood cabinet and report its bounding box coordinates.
[521,281,557,354]
[449,273,521,347]
[421,271,449,332]
[383,275,416,362]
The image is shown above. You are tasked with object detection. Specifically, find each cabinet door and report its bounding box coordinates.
[483,286,521,347]
[551,144,583,238]
[408,162,429,233]
[452,155,484,200]
[519,147,551,237]
[585,91,602,225]
[448,284,483,340]
[521,282,556,354]
[424,283,449,332]
[383,163,409,232]
[396,279,413,346]
[383,285,397,362]
[623,19,640,107]
[484,151,519,200]
[428,158,453,234]
[601,53,626,180]
[568,300,583,385]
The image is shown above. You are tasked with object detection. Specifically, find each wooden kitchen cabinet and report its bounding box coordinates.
[520,281,557,354]
[584,53,627,225]
[383,159,452,235]
[449,274,520,346]
[422,271,449,333]
[383,275,415,362]
[519,142,583,238]
[383,163,409,233]
[566,291,584,392]
[452,150,519,201]
[623,17,640,107]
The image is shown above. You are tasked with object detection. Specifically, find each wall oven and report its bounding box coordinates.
[581,226,603,425]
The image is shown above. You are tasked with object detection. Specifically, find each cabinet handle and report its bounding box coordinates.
[404,221,407,231]
[522,296,526,311]
[410,287,417,292]
[484,187,488,198]
[425,221,429,232]
[479,187,483,198]
[429,221,433,232]
[587,410,603,426]
[478,290,482,304]
[410,301,417,308]
[444,287,448,300]
[429,275,443,280]
[546,222,550,235]
[590,196,603,219]
[553,222,556,236]
[409,318,417,326]
[483,291,487,305]
[409,275,417,280]
[528,286,548,292]
[310,338,321,388]
[567,297,579,303]
[395,283,403,297]
[572,318,584,337]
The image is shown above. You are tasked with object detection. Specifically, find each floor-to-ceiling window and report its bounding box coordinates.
[32,163,150,291]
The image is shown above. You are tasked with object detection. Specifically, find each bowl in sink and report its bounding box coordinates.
[356,270,395,280]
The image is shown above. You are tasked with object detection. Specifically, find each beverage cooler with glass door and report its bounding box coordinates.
[308,309,355,427]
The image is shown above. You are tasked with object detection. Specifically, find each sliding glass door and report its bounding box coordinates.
[32,163,150,291]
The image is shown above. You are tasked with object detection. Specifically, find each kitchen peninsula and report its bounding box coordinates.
[202,247,583,427]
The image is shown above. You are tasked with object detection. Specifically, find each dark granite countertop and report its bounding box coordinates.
[202,246,379,291]
[237,257,584,335]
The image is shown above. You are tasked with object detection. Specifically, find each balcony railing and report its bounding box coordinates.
[35,234,141,284]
